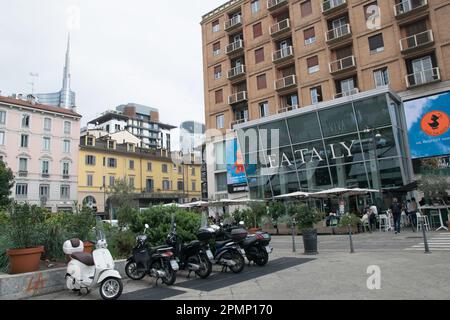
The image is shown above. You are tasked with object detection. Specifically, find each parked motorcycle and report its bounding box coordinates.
[125,224,179,286]
[216,222,273,266]
[197,225,246,274]
[63,228,123,300]
[166,222,213,279]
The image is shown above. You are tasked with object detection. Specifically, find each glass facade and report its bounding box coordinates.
[236,92,410,201]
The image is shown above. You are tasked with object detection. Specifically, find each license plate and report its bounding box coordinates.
[265,246,272,254]
[206,250,214,260]
[170,260,179,271]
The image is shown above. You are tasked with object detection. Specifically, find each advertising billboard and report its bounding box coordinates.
[405,91,450,159]
[226,139,256,193]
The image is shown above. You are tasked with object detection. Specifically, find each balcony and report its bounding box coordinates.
[63,174,70,180]
[230,118,248,128]
[270,19,291,38]
[226,40,244,55]
[278,105,299,114]
[18,171,28,177]
[224,15,242,32]
[322,0,347,15]
[400,30,434,53]
[326,24,351,43]
[267,0,288,11]
[394,0,428,18]
[329,55,356,74]
[228,91,248,105]
[406,67,440,88]
[335,88,359,99]
[41,173,50,179]
[227,65,246,80]
[272,46,294,64]
[275,75,297,91]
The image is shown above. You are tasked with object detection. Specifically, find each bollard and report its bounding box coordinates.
[292,218,297,253]
[421,219,431,254]
[348,224,355,253]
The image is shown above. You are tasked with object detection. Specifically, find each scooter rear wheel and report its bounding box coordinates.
[99,277,123,300]
[125,261,146,280]
[254,248,269,266]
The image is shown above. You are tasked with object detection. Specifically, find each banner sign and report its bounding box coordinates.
[226,139,256,193]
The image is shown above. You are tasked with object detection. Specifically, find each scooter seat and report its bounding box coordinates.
[215,240,233,249]
[71,252,95,266]
[243,236,258,247]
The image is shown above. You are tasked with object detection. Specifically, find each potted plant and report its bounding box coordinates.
[6,204,45,274]
[337,213,361,235]
[289,203,323,255]
[268,202,285,235]
[246,203,267,234]
[72,206,97,253]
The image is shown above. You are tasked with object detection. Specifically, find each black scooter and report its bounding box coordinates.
[125,224,179,286]
[166,222,213,279]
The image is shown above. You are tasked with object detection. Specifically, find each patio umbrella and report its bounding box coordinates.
[311,188,379,198]
[274,191,311,199]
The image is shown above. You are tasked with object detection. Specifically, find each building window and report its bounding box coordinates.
[178,165,183,174]
[215,89,223,104]
[253,22,263,38]
[216,172,227,192]
[213,42,221,56]
[256,74,267,90]
[0,131,4,145]
[85,155,96,165]
[212,20,220,33]
[310,86,323,104]
[21,114,30,128]
[255,48,265,64]
[87,174,94,187]
[41,160,49,175]
[129,176,135,188]
[20,134,29,148]
[301,0,313,17]
[368,33,384,54]
[15,184,28,197]
[216,114,225,129]
[192,181,196,191]
[214,65,222,80]
[61,185,70,199]
[146,179,154,192]
[259,101,269,117]
[39,184,50,198]
[43,137,51,151]
[177,181,184,191]
[107,140,115,149]
[191,166,196,176]
[19,158,27,172]
[109,176,115,187]
[373,68,390,87]
[307,56,319,74]
[86,136,95,146]
[251,0,260,13]
[108,158,117,168]
[0,110,6,124]
[162,164,168,173]
[64,121,71,134]
[62,162,69,176]
[163,180,170,191]
[63,140,70,153]
[44,118,52,131]
[129,160,135,170]
[304,27,316,45]
[147,162,152,171]
[127,144,135,152]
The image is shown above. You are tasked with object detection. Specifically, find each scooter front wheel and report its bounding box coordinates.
[99,277,123,300]
[125,261,146,280]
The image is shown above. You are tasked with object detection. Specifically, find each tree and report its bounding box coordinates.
[268,202,285,234]
[0,161,14,207]
[108,178,137,228]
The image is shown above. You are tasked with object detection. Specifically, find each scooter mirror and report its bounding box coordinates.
[239,221,245,226]
[145,224,149,229]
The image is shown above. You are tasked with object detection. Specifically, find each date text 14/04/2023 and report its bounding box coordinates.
[176,305,273,317]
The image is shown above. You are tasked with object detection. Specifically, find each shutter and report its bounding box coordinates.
[215,90,223,103]
[307,56,319,68]
[336,46,353,59]
[405,20,427,36]
[257,74,267,90]
[213,42,220,51]
[253,22,263,38]
[304,27,315,39]
[301,1,312,17]
[369,34,384,51]
[255,48,265,63]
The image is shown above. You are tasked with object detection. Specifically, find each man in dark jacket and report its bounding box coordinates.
[390,198,402,234]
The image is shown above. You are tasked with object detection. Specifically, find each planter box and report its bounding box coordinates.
[332,226,359,235]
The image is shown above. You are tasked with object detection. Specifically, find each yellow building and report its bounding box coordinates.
[78,130,202,218]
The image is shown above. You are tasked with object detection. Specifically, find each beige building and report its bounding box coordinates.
[201,0,450,202]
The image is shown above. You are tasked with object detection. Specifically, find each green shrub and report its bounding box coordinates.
[41,212,74,261]
[71,207,96,242]
[7,204,46,249]
[288,203,323,231]
[338,213,361,228]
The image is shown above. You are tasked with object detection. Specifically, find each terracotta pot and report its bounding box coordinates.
[83,241,95,254]
[7,246,44,274]
[248,228,261,234]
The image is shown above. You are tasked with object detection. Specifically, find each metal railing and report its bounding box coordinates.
[18,171,28,177]
[230,118,248,128]
[322,0,347,13]
[226,40,244,54]
[227,65,246,79]
[267,0,287,10]
[275,75,297,91]
[394,0,427,17]
[224,15,242,31]
[406,67,440,87]
[335,88,359,98]
[400,30,434,51]
[270,19,290,36]
[228,91,248,104]
[272,46,294,62]
[278,105,299,114]
[329,55,356,73]
[326,24,351,42]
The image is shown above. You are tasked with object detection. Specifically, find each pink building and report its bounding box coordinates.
[0,95,81,212]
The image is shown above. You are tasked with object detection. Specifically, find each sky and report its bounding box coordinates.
[0,0,225,148]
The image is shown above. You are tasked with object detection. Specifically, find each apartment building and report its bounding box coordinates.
[78,130,202,218]
[201,0,450,205]
[0,95,81,212]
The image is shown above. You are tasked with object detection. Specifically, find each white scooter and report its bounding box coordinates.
[63,229,123,300]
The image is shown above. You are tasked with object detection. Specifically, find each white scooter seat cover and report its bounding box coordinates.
[71,252,95,266]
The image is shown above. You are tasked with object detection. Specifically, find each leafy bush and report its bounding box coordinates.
[288,203,323,231]
[41,212,74,261]
[7,204,46,249]
[103,224,136,259]
[0,220,12,273]
[71,207,96,241]
[338,213,361,228]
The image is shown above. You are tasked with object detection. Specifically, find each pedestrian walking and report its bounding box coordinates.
[410,198,418,229]
[390,198,402,234]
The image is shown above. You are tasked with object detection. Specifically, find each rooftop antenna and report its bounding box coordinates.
[28,72,39,95]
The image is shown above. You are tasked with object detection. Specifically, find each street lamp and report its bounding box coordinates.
[363,127,383,204]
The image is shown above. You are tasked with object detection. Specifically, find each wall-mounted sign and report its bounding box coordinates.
[226,139,256,193]
[405,91,450,159]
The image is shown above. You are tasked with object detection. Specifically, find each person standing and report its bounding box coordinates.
[390,198,402,234]
[410,198,418,229]
[369,203,378,231]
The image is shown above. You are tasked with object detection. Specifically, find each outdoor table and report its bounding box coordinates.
[419,205,449,231]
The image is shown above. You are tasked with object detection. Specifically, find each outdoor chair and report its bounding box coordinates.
[429,210,441,229]
[416,211,431,232]
[379,214,389,232]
